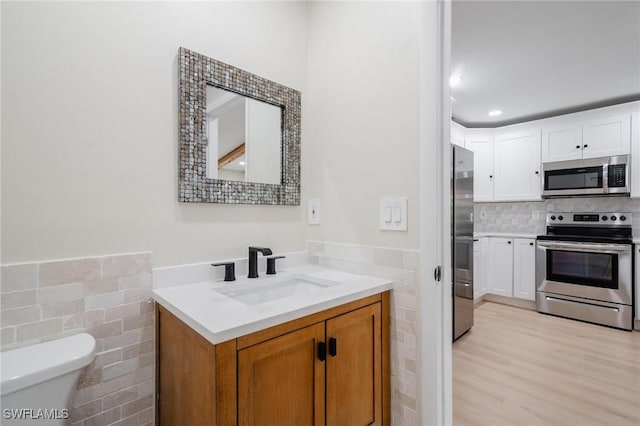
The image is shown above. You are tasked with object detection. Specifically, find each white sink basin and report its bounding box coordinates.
[215,275,338,306]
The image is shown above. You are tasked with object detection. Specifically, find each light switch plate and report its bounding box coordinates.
[308,198,321,225]
[379,197,407,231]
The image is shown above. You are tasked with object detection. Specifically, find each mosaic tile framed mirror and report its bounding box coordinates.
[178,47,301,205]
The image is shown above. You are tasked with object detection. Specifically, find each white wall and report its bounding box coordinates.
[305,1,421,250]
[1,1,308,267]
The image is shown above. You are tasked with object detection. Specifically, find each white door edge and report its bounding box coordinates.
[417,0,452,425]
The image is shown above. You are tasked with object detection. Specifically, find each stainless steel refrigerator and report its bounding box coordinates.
[452,145,474,341]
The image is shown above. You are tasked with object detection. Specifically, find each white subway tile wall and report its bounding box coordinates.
[307,240,419,426]
[0,253,154,426]
[475,197,640,235]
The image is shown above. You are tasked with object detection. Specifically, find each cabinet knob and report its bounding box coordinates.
[583,144,588,148]
[576,145,580,149]
[508,241,512,244]
[530,242,534,246]
[535,171,539,175]
[489,175,493,179]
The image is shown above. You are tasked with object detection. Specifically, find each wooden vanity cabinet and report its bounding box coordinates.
[157,292,390,426]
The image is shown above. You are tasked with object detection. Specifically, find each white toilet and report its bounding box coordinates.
[0,333,96,425]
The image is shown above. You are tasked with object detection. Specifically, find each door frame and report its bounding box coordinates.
[418,0,452,425]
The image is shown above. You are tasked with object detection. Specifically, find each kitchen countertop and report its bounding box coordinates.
[634,238,640,244]
[152,265,393,345]
[474,232,539,239]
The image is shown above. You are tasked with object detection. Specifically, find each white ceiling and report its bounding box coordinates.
[451,0,640,127]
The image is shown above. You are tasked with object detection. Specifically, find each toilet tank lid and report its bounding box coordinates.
[0,333,96,396]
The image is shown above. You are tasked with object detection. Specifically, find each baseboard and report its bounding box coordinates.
[481,293,536,311]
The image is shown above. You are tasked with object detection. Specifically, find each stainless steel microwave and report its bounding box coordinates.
[542,155,630,197]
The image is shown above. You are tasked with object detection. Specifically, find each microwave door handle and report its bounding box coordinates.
[536,241,630,254]
[603,160,609,192]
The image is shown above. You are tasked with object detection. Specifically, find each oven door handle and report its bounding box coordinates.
[537,241,631,254]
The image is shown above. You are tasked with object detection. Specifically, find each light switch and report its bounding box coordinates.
[379,197,408,231]
[392,205,401,223]
[308,198,321,225]
[384,207,392,223]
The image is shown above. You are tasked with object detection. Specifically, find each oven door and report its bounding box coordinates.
[536,240,632,305]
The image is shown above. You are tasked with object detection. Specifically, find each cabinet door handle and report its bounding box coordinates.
[329,337,337,357]
[318,342,326,362]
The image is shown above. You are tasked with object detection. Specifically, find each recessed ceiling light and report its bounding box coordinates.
[488,110,503,117]
[449,75,463,88]
[239,161,246,166]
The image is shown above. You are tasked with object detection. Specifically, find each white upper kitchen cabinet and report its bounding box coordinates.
[465,129,495,202]
[541,121,583,162]
[581,113,631,159]
[451,121,466,147]
[631,111,640,198]
[487,237,513,297]
[493,128,542,201]
[513,238,536,301]
[541,111,631,163]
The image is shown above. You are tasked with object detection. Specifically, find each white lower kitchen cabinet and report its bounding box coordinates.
[487,237,514,297]
[473,237,488,299]
[484,236,536,301]
[635,245,640,325]
[513,238,536,301]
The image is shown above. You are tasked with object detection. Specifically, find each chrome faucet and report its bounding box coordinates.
[248,246,272,278]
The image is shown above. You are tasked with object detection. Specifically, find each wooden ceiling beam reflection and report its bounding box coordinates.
[218,143,245,169]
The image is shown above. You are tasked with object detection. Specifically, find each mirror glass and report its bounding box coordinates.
[206,85,282,185]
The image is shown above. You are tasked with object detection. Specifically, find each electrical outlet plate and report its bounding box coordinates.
[308,198,321,224]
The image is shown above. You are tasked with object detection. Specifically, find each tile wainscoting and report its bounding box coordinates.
[307,240,420,426]
[0,253,154,426]
[475,197,640,235]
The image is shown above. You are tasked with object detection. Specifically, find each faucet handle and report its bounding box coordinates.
[212,262,236,281]
[266,256,286,275]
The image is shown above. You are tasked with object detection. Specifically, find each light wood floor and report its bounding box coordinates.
[453,301,640,426]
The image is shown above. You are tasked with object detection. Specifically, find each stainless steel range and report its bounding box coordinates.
[536,212,634,330]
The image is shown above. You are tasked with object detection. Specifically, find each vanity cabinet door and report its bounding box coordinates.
[326,303,382,426]
[238,323,326,426]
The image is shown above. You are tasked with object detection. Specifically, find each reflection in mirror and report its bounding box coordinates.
[205,85,282,185]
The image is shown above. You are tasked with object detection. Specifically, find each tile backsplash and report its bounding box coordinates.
[475,197,640,235]
[307,240,419,426]
[1,253,154,426]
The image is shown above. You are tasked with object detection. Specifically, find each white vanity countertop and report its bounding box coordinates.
[474,232,539,239]
[152,265,393,345]
[633,238,640,244]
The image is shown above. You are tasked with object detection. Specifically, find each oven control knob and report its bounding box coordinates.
[620,215,626,221]
[611,215,617,221]
[558,215,564,221]
[550,215,556,221]
[602,215,608,221]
